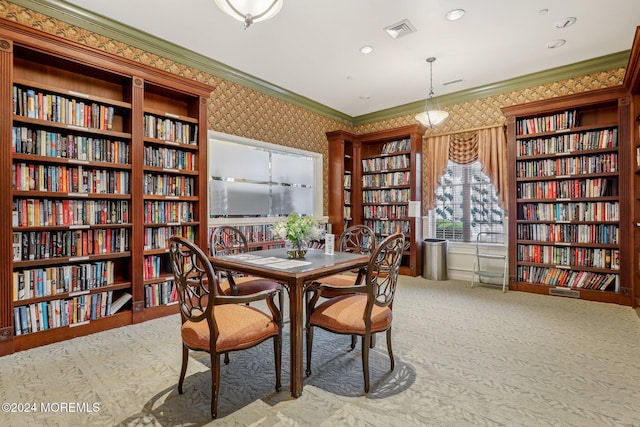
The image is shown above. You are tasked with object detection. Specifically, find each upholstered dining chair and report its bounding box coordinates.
[305,232,404,393]
[210,226,285,364]
[209,226,284,300]
[307,224,376,349]
[168,236,282,418]
[311,224,376,298]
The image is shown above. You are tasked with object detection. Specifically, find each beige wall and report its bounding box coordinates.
[0,0,627,216]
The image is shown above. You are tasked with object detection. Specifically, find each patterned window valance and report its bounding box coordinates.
[425,125,507,212]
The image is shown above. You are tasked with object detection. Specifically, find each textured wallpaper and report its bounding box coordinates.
[0,0,626,215]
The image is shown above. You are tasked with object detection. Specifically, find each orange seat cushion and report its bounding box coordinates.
[315,273,358,298]
[310,294,392,335]
[181,304,279,352]
[317,273,357,287]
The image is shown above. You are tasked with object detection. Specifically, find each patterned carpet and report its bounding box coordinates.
[1,277,639,426]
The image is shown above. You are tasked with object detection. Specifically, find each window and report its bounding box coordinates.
[207,131,323,218]
[427,160,505,243]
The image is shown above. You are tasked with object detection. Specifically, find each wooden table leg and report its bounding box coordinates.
[288,278,304,397]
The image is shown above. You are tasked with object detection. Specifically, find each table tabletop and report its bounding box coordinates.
[211,247,369,282]
[209,247,369,398]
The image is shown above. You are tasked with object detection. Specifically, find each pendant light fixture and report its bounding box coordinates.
[415,57,449,127]
[214,0,283,29]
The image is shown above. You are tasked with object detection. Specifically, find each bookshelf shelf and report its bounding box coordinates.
[327,125,425,276]
[502,88,633,304]
[0,20,212,354]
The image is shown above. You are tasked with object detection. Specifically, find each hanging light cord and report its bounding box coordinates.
[224,0,281,29]
[427,57,436,99]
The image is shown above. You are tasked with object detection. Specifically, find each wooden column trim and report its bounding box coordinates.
[0,37,14,354]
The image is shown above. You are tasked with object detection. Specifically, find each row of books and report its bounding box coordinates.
[363,205,408,220]
[361,154,410,172]
[13,85,117,131]
[344,189,351,204]
[12,260,115,301]
[362,171,410,187]
[516,110,578,135]
[13,162,130,194]
[145,281,178,308]
[14,229,130,261]
[208,224,279,244]
[143,255,167,280]
[519,201,619,222]
[516,223,619,244]
[143,114,196,145]
[517,245,620,269]
[343,174,351,187]
[12,126,130,164]
[364,219,411,235]
[13,198,129,227]
[143,225,195,251]
[343,206,351,218]
[13,292,132,336]
[143,145,197,171]
[142,173,194,196]
[380,138,411,154]
[516,153,618,177]
[516,265,618,291]
[517,178,612,199]
[144,200,194,224]
[363,188,410,203]
[516,128,617,153]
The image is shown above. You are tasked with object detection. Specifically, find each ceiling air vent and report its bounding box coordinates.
[384,19,417,39]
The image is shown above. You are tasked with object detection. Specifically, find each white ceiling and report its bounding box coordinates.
[61,0,640,118]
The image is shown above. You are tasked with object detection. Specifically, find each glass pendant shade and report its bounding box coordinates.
[415,57,448,127]
[214,0,283,28]
[415,108,449,127]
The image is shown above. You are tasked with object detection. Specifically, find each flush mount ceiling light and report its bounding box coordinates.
[415,57,449,128]
[214,0,283,29]
[445,9,465,21]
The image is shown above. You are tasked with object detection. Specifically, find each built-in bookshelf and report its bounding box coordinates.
[502,88,633,305]
[141,84,205,320]
[626,27,640,311]
[6,43,135,350]
[327,125,425,276]
[0,20,212,355]
[327,131,360,237]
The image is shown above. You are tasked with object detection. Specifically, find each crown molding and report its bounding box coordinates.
[7,0,631,129]
[352,51,630,126]
[8,0,353,125]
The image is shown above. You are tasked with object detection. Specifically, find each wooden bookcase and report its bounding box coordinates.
[502,88,633,305]
[0,20,212,355]
[139,82,207,321]
[327,125,425,276]
[327,130,360,236]
[624,26,640,310]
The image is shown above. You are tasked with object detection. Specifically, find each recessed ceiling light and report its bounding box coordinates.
[360,45,374,54]
[446,9,465,21]
[546,39,566,49]
[554,17,577,29]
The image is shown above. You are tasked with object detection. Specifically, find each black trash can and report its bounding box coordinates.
[422,238,448,280]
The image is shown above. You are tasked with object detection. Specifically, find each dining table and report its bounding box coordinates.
[209,247,369,398]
